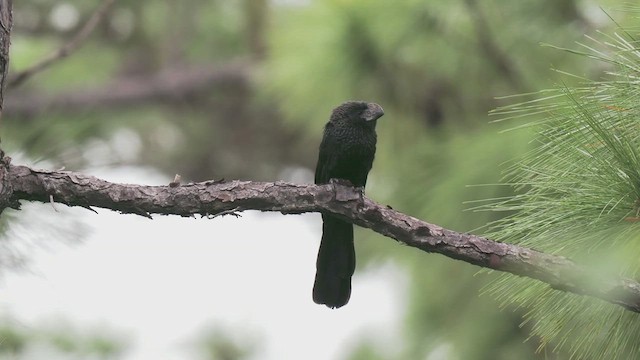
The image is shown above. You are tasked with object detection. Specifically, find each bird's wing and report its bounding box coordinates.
[315,123,337,184]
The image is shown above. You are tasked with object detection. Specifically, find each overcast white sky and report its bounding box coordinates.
[0,166,406,359]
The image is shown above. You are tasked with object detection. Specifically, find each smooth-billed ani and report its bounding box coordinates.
[313,101,384,308]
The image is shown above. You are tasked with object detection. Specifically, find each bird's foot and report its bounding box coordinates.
[355,186,365,211]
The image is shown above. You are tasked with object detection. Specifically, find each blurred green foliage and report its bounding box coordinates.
[0,319,127,359]
[5,0,638,359]
[194,325,261,360]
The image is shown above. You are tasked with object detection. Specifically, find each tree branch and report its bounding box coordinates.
[7,163,640,313]
[4,62,251,118]
[9,0,117,89]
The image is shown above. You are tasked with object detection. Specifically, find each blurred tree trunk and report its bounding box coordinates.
[244,0,268,59]
[0,0,11,121]
[0,0,12,213]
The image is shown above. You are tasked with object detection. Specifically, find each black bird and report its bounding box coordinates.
[313,101,384,308]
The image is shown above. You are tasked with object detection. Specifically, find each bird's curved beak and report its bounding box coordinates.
[363,103,384,121]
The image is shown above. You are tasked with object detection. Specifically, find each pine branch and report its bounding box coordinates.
[6,163,640,313]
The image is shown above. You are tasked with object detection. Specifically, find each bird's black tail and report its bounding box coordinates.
[313,214,355,308]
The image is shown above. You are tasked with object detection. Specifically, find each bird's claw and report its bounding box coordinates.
[356,186,365,211]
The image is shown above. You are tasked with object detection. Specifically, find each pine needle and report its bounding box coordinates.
[482,20,640,360]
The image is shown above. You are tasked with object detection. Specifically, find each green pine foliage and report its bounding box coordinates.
[483,25,640,360]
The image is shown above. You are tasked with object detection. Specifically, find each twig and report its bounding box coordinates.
[205,207,242,219]
[49,194,59,212]
[6,164,640,313]
[169,174,182,188]
[9,0,117,88]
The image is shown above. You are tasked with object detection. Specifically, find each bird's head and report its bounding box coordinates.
[330,101,384,124]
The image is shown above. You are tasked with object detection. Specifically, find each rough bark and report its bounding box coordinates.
[7,164,640,313]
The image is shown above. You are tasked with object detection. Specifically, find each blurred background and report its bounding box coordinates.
[0,0,631,359]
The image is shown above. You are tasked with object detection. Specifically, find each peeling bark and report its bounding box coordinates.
[7,164,640,313]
